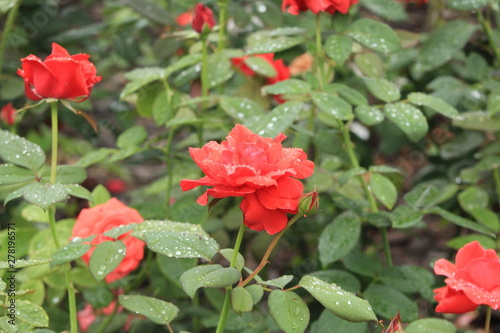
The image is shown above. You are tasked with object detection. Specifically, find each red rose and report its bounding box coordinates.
[192,4,215,33]
[72,198,145,283]
[282,0,358,15]
[180,124,314,234]
[177,10,194,26]
[231,53,290,103]
[1,103,16,126]
[17,43,101,102]
[105,178,128,194]
[433,241,500,313]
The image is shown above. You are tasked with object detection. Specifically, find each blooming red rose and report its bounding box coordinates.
[180,124,314,234]
[177,9,194,26]
[231,53,290,103]
[282,0,358,15]
[1,103,16,126]
[72,198,145,283]
[192,4,215,33]
[433,241,500,313]
[17,43,101,102]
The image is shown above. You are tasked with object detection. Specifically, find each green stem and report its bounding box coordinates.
[48,101,78,333]
[478,9,500,67]
[217,0,229,51]
[341,122,393,267]
[215,222,246,333]
[198,37,209,146]
[240,214,301,287]
[50,102,58,184]
[314,13,326,89]
[0,0,21,76]
[493,168,500,208]
[485,306,492,333]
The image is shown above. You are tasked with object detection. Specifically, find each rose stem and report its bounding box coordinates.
[215,221,246,333]
[341,121,393,267]
[0,0,21,76]
[197,36,209,147]
[314,12,326,90]
[48,101,79,333]
[217,0,230,52]
[485,306,492,333]
[478,8,500,67]
[239,213,301,287]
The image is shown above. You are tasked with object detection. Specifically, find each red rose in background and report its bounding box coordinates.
[282,0,358,15]
[1,103,16,126]
[231,53,290,103]
[192,4,215,33]
[177,9,194,26]
[105,178,128,194]
[17,43,101,102]
[180,124,314,234]
[433,241,500,313]
[72,198,145,283]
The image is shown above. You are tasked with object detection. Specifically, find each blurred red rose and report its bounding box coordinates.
[72,198,145,283]
[180,124,314,234]
[17,43,101,102]
[192,4,215,33]
[105,178,128,194]
[231,53,290,103]
[177,9,194,26]
[78,301,123,332]
[1,103,16,126]
[433,241,500,313]
[282,0,358,15]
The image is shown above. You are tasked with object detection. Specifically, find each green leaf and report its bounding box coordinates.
[468,208,500,232]
[76,148,115,168]
[119,295,179,325]
[487,89,500,116]
[408,93,459,118]
[364,78,400,103]
[246,101,303,138]
[263,79,311,95]
[370,173,397,210]
[430,207,496,237]
[16,300,49,327]
[311,92,353,121]
[121,67,166,98]
[319,212,361,267]
[246,36,304,54]
[379,265,434,295]
[324,35,353,65]
[0,164,34,185]
[363,284,418,321]
[263,275,294,289]
[448,0,490,10]
[50,241,91,268]
[220,96,265,122]
[404,184,439,209]
[42,165,87,184]
[311,309,368,333]
[21,182,70,211]
[89,240,126,281]
[244,56,277,78]
[384,103,428,142]
[133,220,219,261]
[359,0,408,21]
[310,270,361,293]
[328,84,368,106]
[231,286,254,315]
[439,131,484,160]
[299,275,377,322]
[369,165,402,174]
[354,106,385,126]
[269,290,310,333]
[179,264,240,298]
[458,186,488,213]
[339,167,366,187]
[219,249,245,271]
[390,206,424,228]
[343,249,382,277]
[0,258,51,269]
[245,284,264,305]
[0,130,45,172]
[355,52,384,78]
[347,18,401,54]
[453,111,500,132]
[406,318,456,333]
[117,125,148,148]
[103,223,138,239]
[447,234,496,251]
[413,20,476,73]
[207,53,234,88]
[164,54,203,77]
[90,184,111,207]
